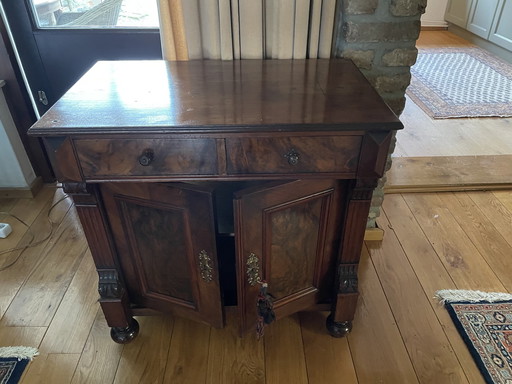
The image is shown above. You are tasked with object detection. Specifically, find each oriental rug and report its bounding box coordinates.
[436,290,512,384]
[0,347,38,384]
[406,47,512,119]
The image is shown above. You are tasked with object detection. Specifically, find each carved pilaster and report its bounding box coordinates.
[62,181,133,330]
[338,263,358,293]
[98,269,125,299]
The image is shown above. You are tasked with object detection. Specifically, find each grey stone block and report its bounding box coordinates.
[344,21,421,43]
[390,0,427,16]
[343,0,378,14]
[342,49,375,69]
[382,48,418,67]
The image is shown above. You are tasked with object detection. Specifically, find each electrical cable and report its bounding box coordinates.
[0,193,71,272]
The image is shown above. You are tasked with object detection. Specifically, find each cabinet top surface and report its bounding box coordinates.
[30,59,402,136]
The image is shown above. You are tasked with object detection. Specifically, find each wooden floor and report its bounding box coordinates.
[390,30,512,191]
[1,185,512,383]
[394,30,512,158]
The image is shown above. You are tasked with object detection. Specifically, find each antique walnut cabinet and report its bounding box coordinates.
[29,59,402,343]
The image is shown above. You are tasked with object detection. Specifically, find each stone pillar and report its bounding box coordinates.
[334,0,426,227]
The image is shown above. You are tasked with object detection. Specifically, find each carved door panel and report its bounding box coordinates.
[100,182,223,328]
[235,179,345,334]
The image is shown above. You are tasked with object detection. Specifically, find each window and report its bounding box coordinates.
[30,0,159,29]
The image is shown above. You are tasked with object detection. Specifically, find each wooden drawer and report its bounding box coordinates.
[225,136,362,175]
[75,138,218,178]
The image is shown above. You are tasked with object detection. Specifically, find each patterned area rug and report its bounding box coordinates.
[436,290,512,384]
[0,347,38,384]
[407,47,512,119]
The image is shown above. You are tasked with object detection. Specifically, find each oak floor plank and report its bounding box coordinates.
[20,353,80,384]
[9,187,56,221]
[206,308,264,384]
[382,194,486,384]
[395,96,512,158]
[402,193,505,292]
[264,314,308,384]
[439,192,512,290]
[299,311,358,384]
[381,194,456,291]
[1,207,88,327]
[416,30,475,48]
[468,192,512,249]
[70,310,124,384]
[0,190,73,320]
[0,197,18,212]
[493,190,512,214]
[371,211,469,384]
[0,326,46,348]
[347,246,419,384]
[163,316,209,384]
[113,316,174,384]
[0,187,56,269]
[39,251,99,353]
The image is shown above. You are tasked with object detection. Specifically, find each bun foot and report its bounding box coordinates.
[110,318,140,344]
[326,314,352,338]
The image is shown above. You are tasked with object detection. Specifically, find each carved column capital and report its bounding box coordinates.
[350,178,379,201]
[98,269,125,299]
[62,182,98,206]
[338,263,358,293]
[62,182,89,195]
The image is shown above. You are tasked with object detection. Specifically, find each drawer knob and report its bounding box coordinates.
[284,149,300,166]
[138,149,154,166]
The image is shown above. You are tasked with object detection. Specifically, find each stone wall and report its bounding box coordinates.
[334,0,426,227]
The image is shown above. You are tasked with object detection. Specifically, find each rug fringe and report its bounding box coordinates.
[435,289,512,304]
[0,346,39,361]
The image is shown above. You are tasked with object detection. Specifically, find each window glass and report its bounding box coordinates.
[31,0,159,28]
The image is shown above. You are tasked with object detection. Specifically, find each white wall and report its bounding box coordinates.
[0,81,36,188]
[421,0,449,28]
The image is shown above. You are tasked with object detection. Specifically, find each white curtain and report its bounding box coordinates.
[157,0,338,61]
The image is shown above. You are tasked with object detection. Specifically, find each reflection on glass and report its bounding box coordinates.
[30,0,159,29]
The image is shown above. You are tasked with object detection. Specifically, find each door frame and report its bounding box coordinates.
[0,7,53,181]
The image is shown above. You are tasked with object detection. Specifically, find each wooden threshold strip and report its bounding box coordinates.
[385,155,512,194]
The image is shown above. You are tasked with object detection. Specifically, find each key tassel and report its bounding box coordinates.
[256,281,276,339]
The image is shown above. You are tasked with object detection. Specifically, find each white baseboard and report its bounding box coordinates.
[421,21,449,28]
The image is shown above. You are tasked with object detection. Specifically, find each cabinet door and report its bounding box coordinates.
[235,179,345,334]
[100,182,223,328]
[466,0,499,38]
[489,0,512,51]
[445,0,472,28]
